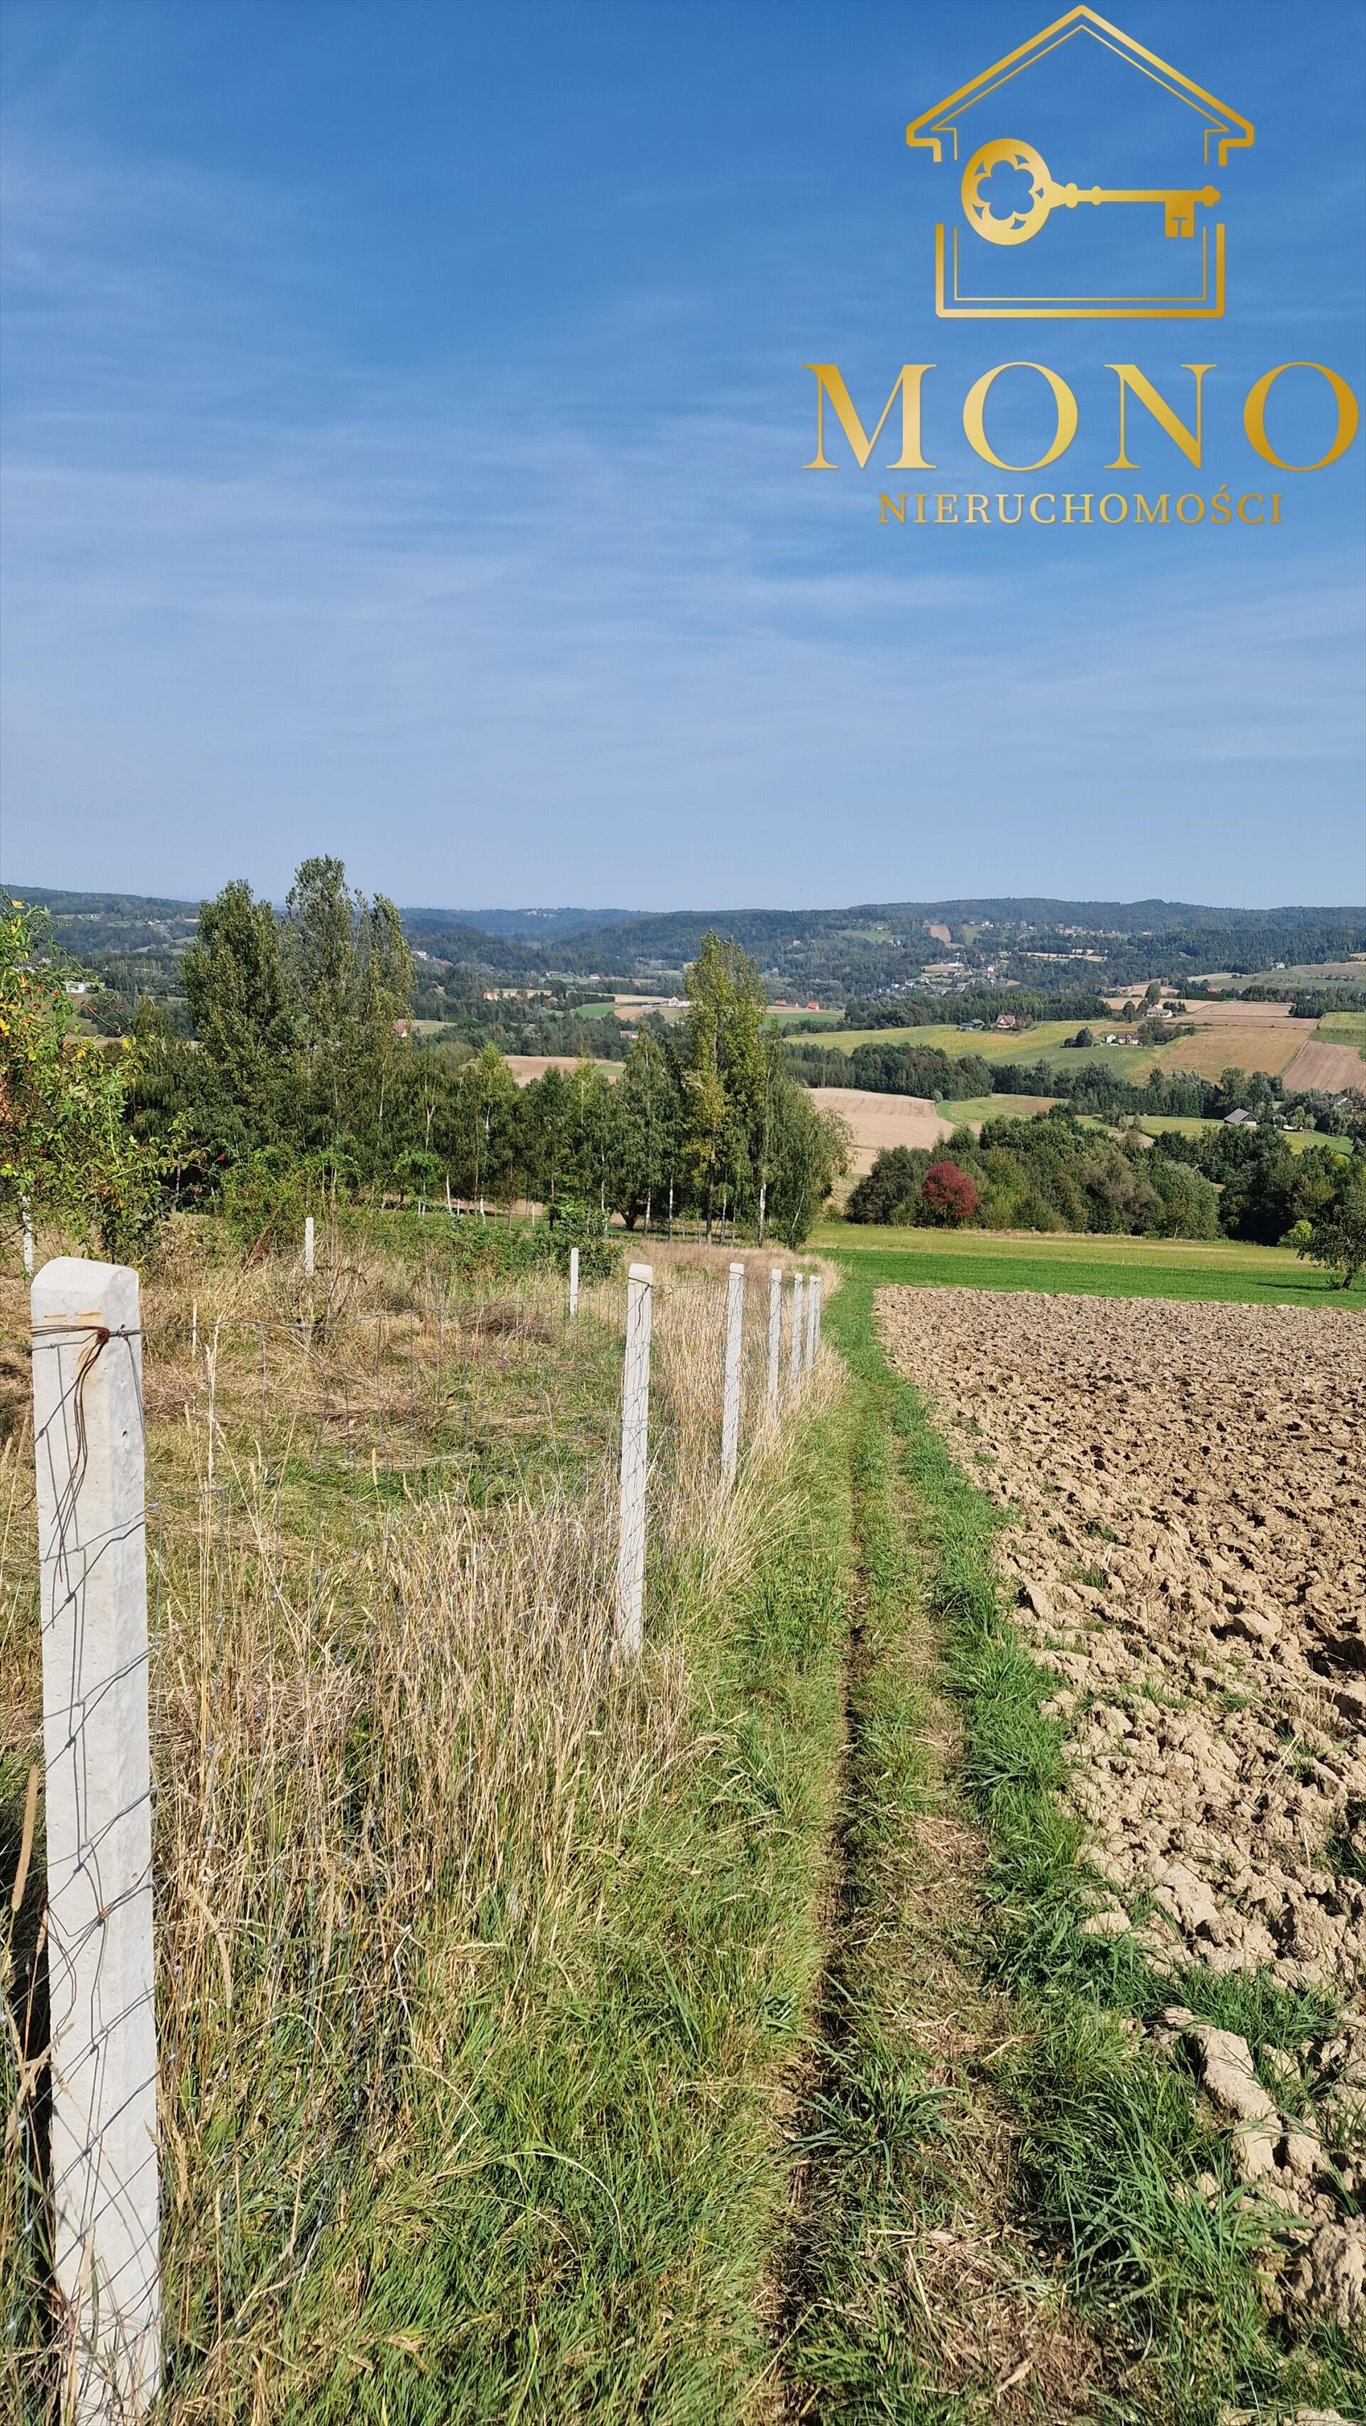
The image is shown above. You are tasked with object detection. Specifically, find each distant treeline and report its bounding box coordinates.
[846,1109,1362,1255]
[786,1041,997,1097]
[1250,988,1366,1018]
[831,989,1112,1031]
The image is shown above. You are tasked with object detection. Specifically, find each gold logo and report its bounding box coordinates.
[907,6,1253,319]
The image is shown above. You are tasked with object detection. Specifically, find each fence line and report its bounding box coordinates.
[15,1242,827,2417]
[31,1258,161,2422]
[720,1262,745,1488]
[614,1262,653,1655]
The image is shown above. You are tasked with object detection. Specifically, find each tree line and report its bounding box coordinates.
[2,867,846,1253]
[844,1109,1366,1283]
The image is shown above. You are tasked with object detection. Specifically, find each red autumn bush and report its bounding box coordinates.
[920,1160,981,1226]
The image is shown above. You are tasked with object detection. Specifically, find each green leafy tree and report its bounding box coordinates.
[681,933,768,1237]
[521,1065,575,1206]
[183,879,296,1134]
[283,857,414,1169]
[1293,1163,1366,1288]
[449,1044,521,1206]
[0,897,162,1258]
[613,1030,681,1230]
[765,1079,848,1244]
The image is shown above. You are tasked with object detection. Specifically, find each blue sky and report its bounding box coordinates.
[2,0,1363,910]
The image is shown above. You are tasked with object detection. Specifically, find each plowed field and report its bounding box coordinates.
[879,1286,1366,2304]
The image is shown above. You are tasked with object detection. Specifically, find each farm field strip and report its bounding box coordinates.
[1283,1038,1366,1094]
[1317,1011,1366,1047]
[805,1085,950,1174]
[938,1093,1059,1123]
[813,1221,1366,1309]
[797,1008,1357,1086]
[878,1284,1366,2339]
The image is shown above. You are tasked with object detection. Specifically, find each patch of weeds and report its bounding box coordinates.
[1325,1804,1366,1887]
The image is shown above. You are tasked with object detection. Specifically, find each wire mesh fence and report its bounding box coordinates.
[1,1236,828,2421]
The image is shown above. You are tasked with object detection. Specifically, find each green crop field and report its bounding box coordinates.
[763,1008,843,1029]
[1316,1009,1366,1051]
[938,1094,1058,1124]
[1134,1114,1217,1138]
[825,1018,1084,1061]
[812,1217,1366,1308]
[1134,1115,1354,1157]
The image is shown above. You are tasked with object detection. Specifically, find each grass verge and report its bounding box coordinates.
[832,1269,1365,2424]
[1,1239,850,2424]
[812,1223,1366,1310]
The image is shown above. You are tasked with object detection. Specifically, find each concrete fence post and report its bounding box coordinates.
[787,1271,805,1399]
[568,1245,580,1318]
[614,1263,653,1655]
[21,1197,35,1277]
[805,1272,820,1372]
[721,1261,745,1486]
[766,1266,783,1411]
[303,1215,315,1279]
[31,1258,161,2422]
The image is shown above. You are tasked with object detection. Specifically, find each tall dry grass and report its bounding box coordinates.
[1,1220,835,2420]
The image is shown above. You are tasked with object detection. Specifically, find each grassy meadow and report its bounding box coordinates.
[938,1092,1058,1123]
[1317,1009,1366,1051]
[811,1217,1366,1309]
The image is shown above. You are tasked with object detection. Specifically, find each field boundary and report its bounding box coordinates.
[845,1270,1366,2423]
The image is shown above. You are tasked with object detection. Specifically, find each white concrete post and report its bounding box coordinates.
[614,1263,653,1655]
[766,1266,783,1410]
[721,1261,745,1486]
[21,1197,36,1276]
[805,1272,820,1371]
[31,1258,161,2421]
[568,1245,580,1318]
[788,1271,805,1398]
[303,1215,315,1278]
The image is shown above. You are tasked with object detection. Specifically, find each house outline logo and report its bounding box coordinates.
[906,6,1254,320]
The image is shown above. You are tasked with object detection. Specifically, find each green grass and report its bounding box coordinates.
[283,1405,851,2424]
[763,1008,843,1029]
[781,1337,957,2417]
[823,1019,1084,1061]
[1135,1114,1225,1139]
[833,1272,1366,2424]
[1317,1009,1366,1053]
[811,1219,1366,1308]
[938,1093,1058,1123]
[1133,1115,1354,1157]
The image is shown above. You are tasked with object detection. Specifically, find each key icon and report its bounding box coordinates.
[963,138,1219,246]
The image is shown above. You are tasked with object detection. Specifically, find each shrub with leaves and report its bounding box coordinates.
[0,895,164,1260]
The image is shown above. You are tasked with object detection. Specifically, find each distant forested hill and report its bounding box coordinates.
[9,882,1363,1021]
